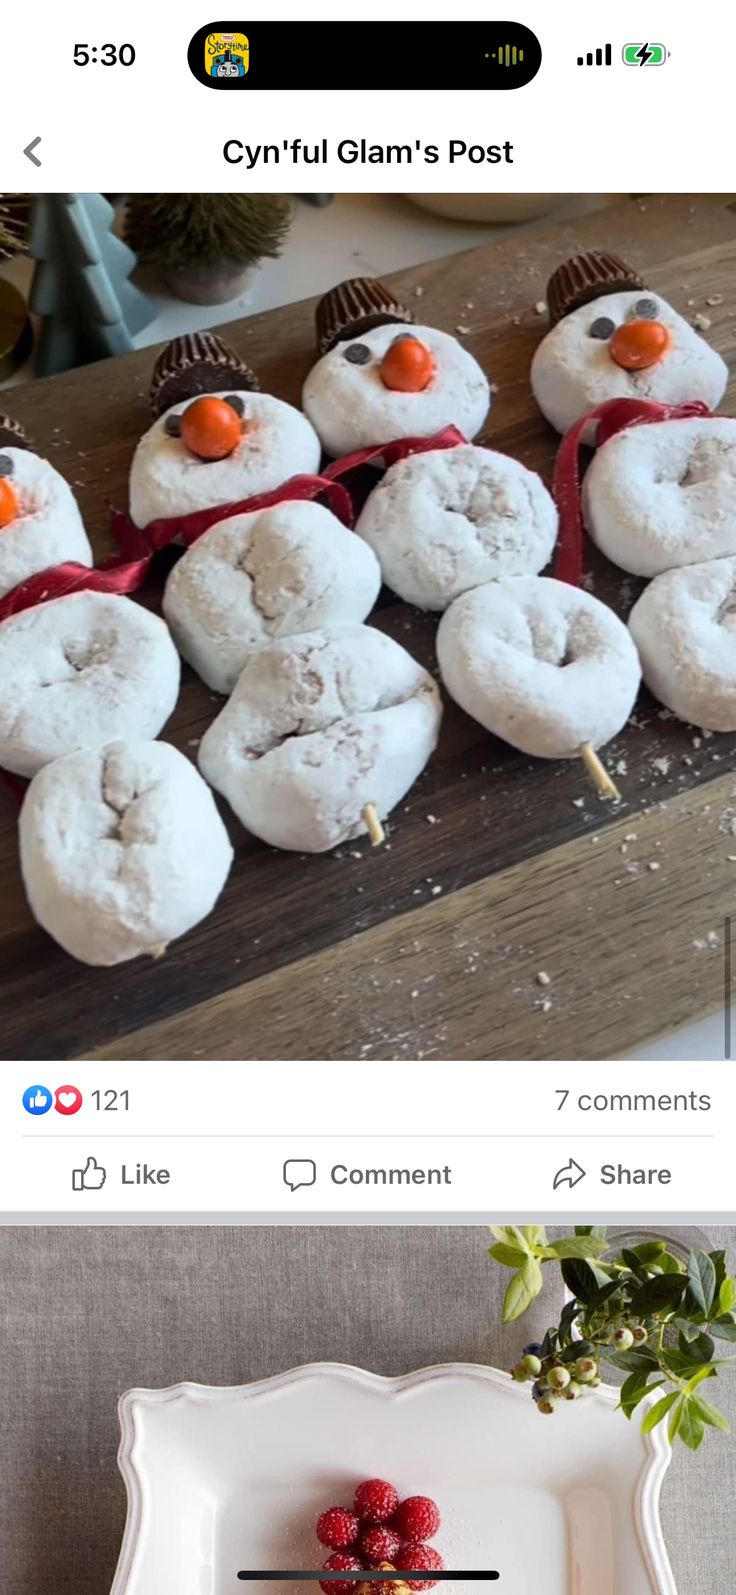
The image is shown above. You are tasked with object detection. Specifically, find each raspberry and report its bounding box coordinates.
[354,1479,400,1525]
[396,1543,444,1591]
[392,1498,441,1542]
[317,1508,361,1550]
[360,1527,403,1565]
[319,1554,364,1595]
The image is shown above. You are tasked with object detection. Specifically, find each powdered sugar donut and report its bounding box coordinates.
[437,577,641,758]
[356,444,557,610]
[199,625,442,851]
[0,592,180,776]
[0,429,91,600]
[19,739,233,965]
[302,277,489,457]
[129,390,321,529]
[531,252,727,437]
[304,326,489,458]
[163,499,381,694]
[628,556,736,730]
[583,417,736,577]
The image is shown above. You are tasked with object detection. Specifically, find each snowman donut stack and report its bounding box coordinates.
[534,252,736,733]
[412,261,649,794]
[302,276,490,455]
[129,327,441,851]
[0,414,181,779]
[590,419,736,723]
[301,275,633,796]
[0,404,233,966]
[133,330,380,696]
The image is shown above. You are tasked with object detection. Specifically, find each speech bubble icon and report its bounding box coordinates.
[283,1158,317,1192]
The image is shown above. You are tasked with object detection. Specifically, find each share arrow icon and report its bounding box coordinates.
[552,1157,587,1190]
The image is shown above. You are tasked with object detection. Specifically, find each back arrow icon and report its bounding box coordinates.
[24,137,42,167]
[552,1157,586,1190]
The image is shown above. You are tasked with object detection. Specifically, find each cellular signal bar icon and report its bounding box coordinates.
[577,43,612,66]
[489,43,524,66]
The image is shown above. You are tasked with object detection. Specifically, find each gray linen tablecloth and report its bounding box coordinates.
[3,1225,734,1592]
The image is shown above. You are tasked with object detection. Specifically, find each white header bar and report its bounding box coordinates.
[0,2,732,191]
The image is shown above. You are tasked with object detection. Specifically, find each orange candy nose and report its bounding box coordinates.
[379,336,435,393]
[609,319,671,371]
[180,396,243,460]
[0,476,19,529]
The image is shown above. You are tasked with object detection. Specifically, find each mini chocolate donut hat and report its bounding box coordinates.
[0,413,30,451]
[150,331,260,418]
[546,251,645,327]
[316,276,415,355]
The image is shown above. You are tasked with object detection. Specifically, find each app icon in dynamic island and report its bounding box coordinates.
[206,31,249,78]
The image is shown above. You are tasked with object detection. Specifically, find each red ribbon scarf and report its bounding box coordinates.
[109,473,354,560]
[552,396,713,587]
[322,424,468,481]
[107,433,466,559]
[0,553,152,624]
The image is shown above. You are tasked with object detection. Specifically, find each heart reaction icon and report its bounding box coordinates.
[54,1085,83,1116]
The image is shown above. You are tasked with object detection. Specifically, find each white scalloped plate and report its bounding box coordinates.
[110,1362,677,1595]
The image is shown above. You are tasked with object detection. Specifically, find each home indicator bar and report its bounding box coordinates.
[236,1575,500,1583]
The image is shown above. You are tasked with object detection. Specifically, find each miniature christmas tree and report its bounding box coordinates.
[126,192,291,270]
[125,193,292,302]
[29,193,153,375]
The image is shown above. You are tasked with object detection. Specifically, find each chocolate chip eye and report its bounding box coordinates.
[391,331,418,344]
[589,316,616,340]
[164,413,182,437]
[343,343,371,365]
[632,296,659,320]
[0,453,14,476]
[224,394,245,415]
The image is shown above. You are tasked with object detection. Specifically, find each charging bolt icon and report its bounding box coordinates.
[623,42,668,65]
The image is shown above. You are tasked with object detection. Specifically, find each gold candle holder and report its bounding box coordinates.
[0,279,32,382]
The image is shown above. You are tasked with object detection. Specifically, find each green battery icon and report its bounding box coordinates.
[623,42,667,64]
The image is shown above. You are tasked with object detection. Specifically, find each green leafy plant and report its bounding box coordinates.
[488,1226,736,1451]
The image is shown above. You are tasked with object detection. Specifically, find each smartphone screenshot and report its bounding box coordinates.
[1,5,736,1595]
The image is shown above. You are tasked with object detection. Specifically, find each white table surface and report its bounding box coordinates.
[0,193,725,1060]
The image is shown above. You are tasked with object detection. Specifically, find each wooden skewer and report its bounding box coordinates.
[579,742,621,801]
[362,802,386,847]
[357,1565,410,1595]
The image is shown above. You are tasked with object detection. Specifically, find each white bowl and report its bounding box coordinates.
[110,1361,676,1595]
[403,194,567,223]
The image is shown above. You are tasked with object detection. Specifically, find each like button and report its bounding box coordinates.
[72,1157,107,1192]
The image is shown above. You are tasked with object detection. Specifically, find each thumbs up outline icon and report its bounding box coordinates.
[72,1157,107,1192]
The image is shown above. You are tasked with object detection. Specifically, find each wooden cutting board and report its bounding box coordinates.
[3,194,736,1062]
